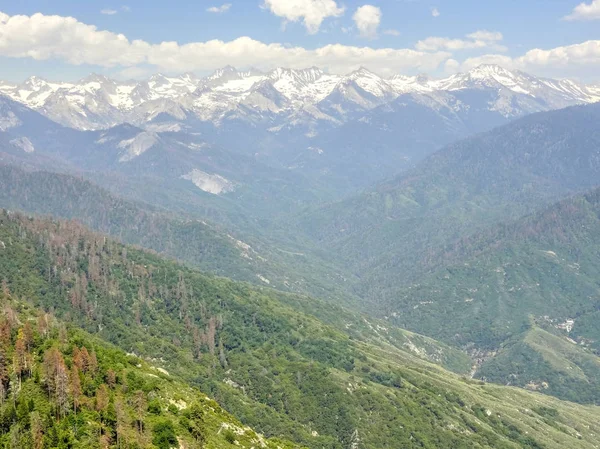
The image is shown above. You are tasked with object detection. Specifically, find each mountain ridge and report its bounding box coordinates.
[295,101,600,316]
[1,64,598,132]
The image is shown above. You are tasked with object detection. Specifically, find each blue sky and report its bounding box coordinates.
[1,0,599,82]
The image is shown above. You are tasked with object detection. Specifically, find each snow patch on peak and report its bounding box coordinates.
[269,67,325,83]
[349,67,377,77]
[468,64,515,79]
[208,66,238,80]
[436,64,533,95]
[117,131,158,162]
[181,169,235,195]
[346,68,393,98]
[22,76,49,89]
[214,76,265,93]
[388,74,436,94]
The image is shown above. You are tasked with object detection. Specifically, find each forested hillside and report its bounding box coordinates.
[2,211,600,448]
[375,187,600,403]
[0,291,299,449]
[0,164,358,306]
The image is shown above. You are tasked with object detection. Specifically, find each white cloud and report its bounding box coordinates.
[101,6,129,15]
[207,3,232,14]
[518,40,600,70]
[0,11,449,76]
[0,11,149,66]
[3,10,599,80]
[416,30,505,52]
[383,29,401,36]
[457,40,600,79]
[262,0,344,34]
[466,30,503,42]
[353,5,382,39]
[118,65,155,79]
[443,58,460,74]
[416,37,487,52]
[431,7,440,17]
[564,0,600,21]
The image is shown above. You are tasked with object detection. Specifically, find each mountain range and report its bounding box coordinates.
[297,102,600,288]
[1,65,598,132]
[2,64,600,194]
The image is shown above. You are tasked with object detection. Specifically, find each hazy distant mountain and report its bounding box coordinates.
[1,65,597,133]
[3,64,597,190]
[297,102,600,305]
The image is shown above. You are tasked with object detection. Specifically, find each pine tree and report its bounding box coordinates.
[95,384,109,415]
[187,403,206,448]
[71,365,82,414]
[115,397,126,448]
[30,411,44,449]
[106,369,117,388]
[0,350,8,406]
[55,356,69,418]
[219,339,228,368]
[89,350,99,375]
[133,390,147,435]
[13,334,27,388]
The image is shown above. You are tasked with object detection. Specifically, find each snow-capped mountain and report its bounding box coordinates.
[2,64,598,132]
[435,64,600,110]
[3,66,600,224]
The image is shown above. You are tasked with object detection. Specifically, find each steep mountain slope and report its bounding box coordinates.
[383,185,600,340]
[478,325,600,404]
[81,125,332,220]
[297,102,600,303]
[290,87,528,190]
[0,94,79,157]
[0,163,358,304]
[0,96,336,224]
[372,187,600,402]
[2,210,600,448]
[0,290,300,449]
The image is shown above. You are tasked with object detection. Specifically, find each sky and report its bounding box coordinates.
[0,0,599,83]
